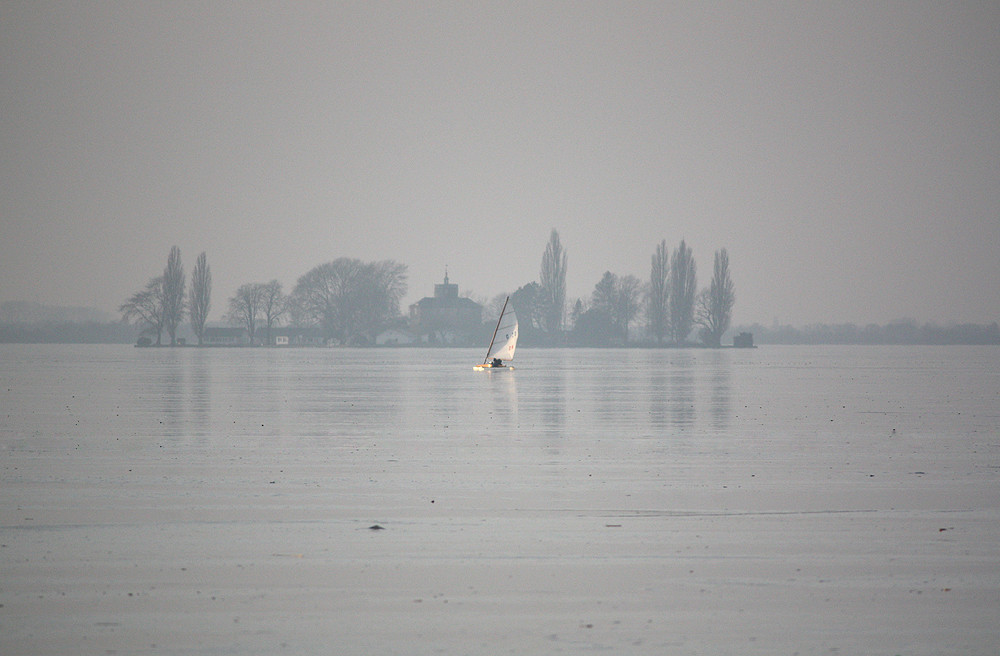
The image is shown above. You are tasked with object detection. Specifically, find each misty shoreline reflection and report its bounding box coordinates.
[506,349,734,439]
[114,347,739,448]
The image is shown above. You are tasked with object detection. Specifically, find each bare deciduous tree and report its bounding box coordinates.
[228,283,265,344]
[647,239,669,344]
[370,260,408,332]
[616,274,644,343]
[120,276,165,345]
[290,258,407,344]
[591,271,643,342]
[260,279,285,345]
[669,239,697,344]
[188,252,211,345]
[162,246,185,345]
[539,229,567,333]
[697,248,736,347]
[486,294,510,325]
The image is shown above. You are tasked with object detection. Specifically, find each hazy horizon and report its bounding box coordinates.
[3,2,998,326]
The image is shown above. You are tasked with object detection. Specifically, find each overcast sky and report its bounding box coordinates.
[2,2,997,326]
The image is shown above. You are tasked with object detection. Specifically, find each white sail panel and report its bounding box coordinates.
[485,310,518,362]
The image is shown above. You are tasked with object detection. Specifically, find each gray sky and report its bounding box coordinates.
[2,2,998,326]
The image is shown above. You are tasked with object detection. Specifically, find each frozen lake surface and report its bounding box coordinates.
[2,344,999,654]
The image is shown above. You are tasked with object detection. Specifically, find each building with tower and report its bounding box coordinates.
[408,270,483,344]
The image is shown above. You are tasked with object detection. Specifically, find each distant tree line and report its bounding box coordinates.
[505,230,736,347]
[223,258,408,346]
[118,247,407,346]
[736,320,1000,345]
[122,230,732,348]
[7,237,997,347]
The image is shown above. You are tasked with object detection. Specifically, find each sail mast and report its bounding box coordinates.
[483,296,509,364]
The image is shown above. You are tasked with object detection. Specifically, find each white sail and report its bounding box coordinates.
[485,309,518,362]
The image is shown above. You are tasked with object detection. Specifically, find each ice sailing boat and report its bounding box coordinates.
[473,296,518,371]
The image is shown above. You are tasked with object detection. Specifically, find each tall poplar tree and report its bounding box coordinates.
[539,229,567,333]
[162,246,185,345]
[668,239,697,344]
[188,252,211,345]
[647,239,669,344]
[697,248,736,347]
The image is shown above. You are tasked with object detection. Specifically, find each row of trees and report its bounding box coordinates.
[121,249,408,346]
[228,259,408,345]
[120,233,731,347]
[120,247,212,345]
[509,231,736,347]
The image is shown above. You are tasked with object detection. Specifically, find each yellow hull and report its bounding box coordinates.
[473,363,514,371]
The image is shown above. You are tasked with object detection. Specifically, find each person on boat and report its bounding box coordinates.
[491,358,503,368]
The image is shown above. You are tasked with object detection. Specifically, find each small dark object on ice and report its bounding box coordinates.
[369,524,385,530]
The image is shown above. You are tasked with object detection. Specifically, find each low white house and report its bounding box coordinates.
[269,327,324,347]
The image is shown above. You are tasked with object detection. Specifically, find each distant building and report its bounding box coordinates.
[203,327,250,346]
[270,326,325,347]
[733,332,755,348]
[201,325,325,346]
[408,271,483,344]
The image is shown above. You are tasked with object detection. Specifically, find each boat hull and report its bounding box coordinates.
[473,363,514,371]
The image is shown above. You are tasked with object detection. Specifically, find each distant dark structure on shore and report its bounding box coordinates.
[407,271,483,345]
